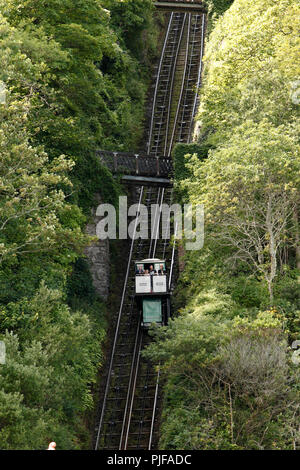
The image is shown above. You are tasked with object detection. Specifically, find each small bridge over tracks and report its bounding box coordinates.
[97,150,173,183]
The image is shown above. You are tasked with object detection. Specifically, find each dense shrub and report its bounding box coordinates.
[145,305,300,449]
[0,284,105,449]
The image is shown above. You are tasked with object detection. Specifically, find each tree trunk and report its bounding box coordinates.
[267,279,274,305]
[266,195,277,304]
[293,208,300,270]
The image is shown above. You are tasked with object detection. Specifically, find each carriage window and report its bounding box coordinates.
[136,262,166,275]
[143,264,155,273]
[154,263,166,274]
[136,264,144,274]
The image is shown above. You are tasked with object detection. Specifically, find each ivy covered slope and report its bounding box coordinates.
[204,0,234,20]
[0,0,157,449]
[146,0,300,450]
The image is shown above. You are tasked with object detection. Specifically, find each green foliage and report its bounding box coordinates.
[183,120,300,300]
[0,98,88,264]
[0,0,157,449]
[67,258,97,303]
[0,0,156,210]
[159,0,300,450]
[178,0,300,304]
[203,0,234,35]
[145,304,300,450]
[0,284,105,449]
[0,255,67,304]
[172,143,208,202]
[205,0,234,17]
[199,0,300,145]
[102,0,157,61]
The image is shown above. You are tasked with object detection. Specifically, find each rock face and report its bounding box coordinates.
[84,194,110,300]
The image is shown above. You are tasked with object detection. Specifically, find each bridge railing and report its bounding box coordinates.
[155,0,203,3]
[154,1,206,12]
[97,150,173,178]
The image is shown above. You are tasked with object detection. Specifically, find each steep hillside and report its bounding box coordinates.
[0,0,158,449]
[146,0,300,450]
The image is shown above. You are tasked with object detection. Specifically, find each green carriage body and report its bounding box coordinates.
[142,298,162,327]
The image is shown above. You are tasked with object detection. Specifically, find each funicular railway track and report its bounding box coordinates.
[147,11,187,156]
[121,187,174,450]
[169,12,205,147]
[147,8,205,156]
[94,4,205,451]
[95,185,173,450]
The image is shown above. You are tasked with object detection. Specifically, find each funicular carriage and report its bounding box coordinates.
[134,258,170,328]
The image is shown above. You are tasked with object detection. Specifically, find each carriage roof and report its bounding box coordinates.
[135,258,165,264]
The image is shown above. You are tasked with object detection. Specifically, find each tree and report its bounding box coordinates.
[0,97,87,264]
[198,0,300,146]
[162,0,300,452]
[0,0,155,210]
[0,283,103,449]
[184,120,300,302]
[101,0,156,58]
[0,0,156,449]
[145,306,300,450]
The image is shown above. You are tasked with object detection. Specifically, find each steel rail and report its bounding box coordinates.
[167,13,191,156]
[152,187,165,258]
[123,188,173,449]
[176,12,197,142]
[95,186,144,450]
[148,187,161,258]
[163,13,187,156]
[147,13,174,154]
[150,27,182,155]
[148,13,186,157]
[119,321,142,449]
[162,188,174,260]
[169,220,178,290]
[95,187,159,449]
[121,184,168,449]
[123,330,143,449]
[148,366,161,450]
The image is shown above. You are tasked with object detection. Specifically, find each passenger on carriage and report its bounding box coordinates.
[158,264,166,275]
[149,265,155,274]
[136,264,144,275]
